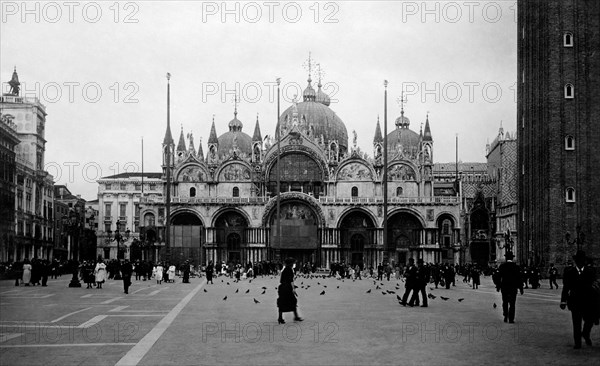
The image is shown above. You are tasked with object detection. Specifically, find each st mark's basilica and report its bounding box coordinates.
[125,71,465,271]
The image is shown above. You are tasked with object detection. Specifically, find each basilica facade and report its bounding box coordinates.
[136,76,462,270]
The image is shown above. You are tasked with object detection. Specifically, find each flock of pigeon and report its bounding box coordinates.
[198,273,493,308]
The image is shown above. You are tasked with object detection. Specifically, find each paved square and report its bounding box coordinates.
[1,274,598,365]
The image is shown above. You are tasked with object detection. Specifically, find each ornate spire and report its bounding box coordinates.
[373,115,383,143]
[302,52,316,102]
[395,91,409,128]
[187,131,196,155]
[208,116,218,144]
[315,63,331,106]
[423,113,432,141]
[252,113,262,141]
[197,136,204,160]
[177,125,186,151]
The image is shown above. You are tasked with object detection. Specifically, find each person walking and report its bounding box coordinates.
[494,252,524,323]
[205,261,214,284]
[401,258,417,307]
[94,258,107,289]
[410,259,429,307]
[277,258,303,324]
[154,263,164,284]
[121,259,133,294]
[560,250,599,349]
[22,259,32,286]
[548,263,559,289]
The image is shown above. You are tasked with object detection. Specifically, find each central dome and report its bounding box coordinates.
[279,100,348,152]
[386,126,420,159]
[217,113,252,157]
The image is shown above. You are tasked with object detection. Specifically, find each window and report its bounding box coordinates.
[104,223,111,232]
[120,203,127,217]
[565,135,575,150]
[564,84,574,99]
[396,187,403,196]
[120,183,126,190]
[566,187,575,202]
[134,183,141,191]
[233,187,239,197]
[564,32,573,47]
[351,187,358,197]
[190,187,196,197]
[104,203,112,217]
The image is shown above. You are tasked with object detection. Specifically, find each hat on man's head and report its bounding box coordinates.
[573,250,587,262]
[284,257,296,265]
[505,251,515,260]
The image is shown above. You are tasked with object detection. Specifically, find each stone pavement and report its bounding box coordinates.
[0,274,598,365]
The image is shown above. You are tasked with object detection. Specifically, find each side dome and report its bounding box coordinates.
[217,113,252,157]
[279,100,348,153]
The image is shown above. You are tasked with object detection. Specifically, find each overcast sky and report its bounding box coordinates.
[1,1,517,200]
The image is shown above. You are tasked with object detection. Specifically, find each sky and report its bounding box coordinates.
[1,1,517,201]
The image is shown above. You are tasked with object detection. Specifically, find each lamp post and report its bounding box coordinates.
[62,210,82,287]
[106,220,130,279]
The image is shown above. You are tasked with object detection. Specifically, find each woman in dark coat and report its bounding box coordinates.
[277,258,303,324]
[205,261,214,284]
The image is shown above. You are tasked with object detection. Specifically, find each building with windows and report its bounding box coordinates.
[518,0,600,268]
[137,74,463,269]
[54,185,86,260]
[0,113,20,262]
[1,69,55,261]
[96,172,163,260]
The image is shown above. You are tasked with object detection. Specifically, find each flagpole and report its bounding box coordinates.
[276,78,281,262]
[165,73,172,264]
[141,137,144,199]
[383,80,389,263]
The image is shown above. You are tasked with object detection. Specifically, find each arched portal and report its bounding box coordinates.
[339,210,375,269]
[388,211,423,265]
[214,210,248,265]
[267,152,324,198]
[469,207,490,266]
[169,211,204,266]
[269,201,319,265]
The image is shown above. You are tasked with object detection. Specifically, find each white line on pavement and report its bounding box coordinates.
[77,315,108,328]
[101,297,123,304]
[0,342,137,348]
[0,333,22,342]
[51,307,94,323]
[115,280,206,366]
[109,306,129,312]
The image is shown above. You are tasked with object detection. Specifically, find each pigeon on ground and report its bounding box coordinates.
[366,289,372,293]
[337,286,340,289]
[249,280,252,283]
[261,290,266,294]
[245,289,250,293]
[227,282,230,285]
[203,289,207,293]
[387,290,396,294]
[235,289,239,293]
[262,286,267,289]
[493,303,497,309]
[382,292,387,295]
[323,285,327,288]
[376,286,381,290]
[440,296,449,301]
[223,296,227,301]
[320,290,326,295]
[253,298,260,304]
[428,293,436,299]
[318,282,321,285]
[397,295,402,301]
[458,298,464,302]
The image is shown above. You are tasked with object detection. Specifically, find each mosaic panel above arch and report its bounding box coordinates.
[387,163,417,181]
[218,163,252,182]
[177,164,208,182]
[337,162,373,181]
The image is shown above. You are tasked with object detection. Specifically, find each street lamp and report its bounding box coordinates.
[62,209,82,287]
[106,220,130,260]
[565,225,584,251]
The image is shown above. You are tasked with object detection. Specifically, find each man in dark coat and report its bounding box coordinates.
[121,259,133,294]
[548,263,559,289]
[400,258,417,306]
[494,251,524,323]
[409,259,429,307]
[560,250,598,349]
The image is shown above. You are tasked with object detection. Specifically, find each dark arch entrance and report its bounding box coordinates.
[388,211,423,265]
[215,211,248,265]
[469,207,490,266]
[170,211,204,266]
[339,210,375,269]
[270,201,319,265]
